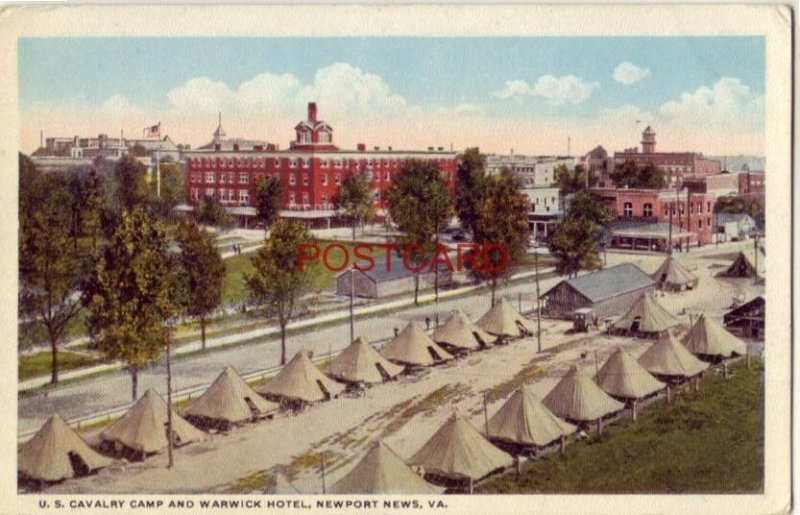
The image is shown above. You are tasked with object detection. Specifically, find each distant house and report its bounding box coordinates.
[723,296,764,340]
[336,255,453,299]
[540,263,655,320]
[715,213,757,242]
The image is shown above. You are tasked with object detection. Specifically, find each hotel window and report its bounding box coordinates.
[289,174,296,186]
[218,188,226,201]
[300,131,311,143]
[191,188,199,201]
[319,132,331,143]
[321,174,328,186]
[303,174,309,186]
[643,203,653,217]
[366,172,373,182]
[623,202,633,218]
[239,173,249,184]
[274,158,281,166]
[384,172,389,180]
[322,159,329,167]
[205,172,215,184]
[289,192,296,204]
[698,219,702,228]
[707,201,711,212]
[290,158,298,168]
[335,174,341,186]
[321,194,327,204]
[239,190,249,203]
[302,193,309,205]
[205,188,215,198]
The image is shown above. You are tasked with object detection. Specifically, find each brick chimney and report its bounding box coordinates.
[357,143,366,152]
[308,102,318,122]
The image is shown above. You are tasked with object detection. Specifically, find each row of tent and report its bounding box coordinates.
[18,299,536,485]
[330,316,749,493]
[19,299,747,488]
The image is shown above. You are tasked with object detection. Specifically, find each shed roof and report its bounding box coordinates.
[546,263,654,303]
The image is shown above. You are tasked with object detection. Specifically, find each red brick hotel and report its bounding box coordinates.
[184,103,457,227]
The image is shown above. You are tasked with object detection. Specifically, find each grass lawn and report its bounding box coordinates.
[478,360,764,494]
[19,351,96,382]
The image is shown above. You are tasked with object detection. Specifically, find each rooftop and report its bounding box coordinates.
[547,263,654,303]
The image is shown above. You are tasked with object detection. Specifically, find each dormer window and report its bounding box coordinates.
[299,131,312,144]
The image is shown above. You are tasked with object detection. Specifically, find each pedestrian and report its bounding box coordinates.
[425,316,431,330]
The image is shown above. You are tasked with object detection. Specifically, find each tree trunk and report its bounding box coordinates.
[130,366,138,402]
[491,279,497,307]
[200,317,207,350]
[50,337,59,384]
[414,273,420,305]
[280,322,287,365]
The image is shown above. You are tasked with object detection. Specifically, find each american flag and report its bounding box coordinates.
[143,123,160,139]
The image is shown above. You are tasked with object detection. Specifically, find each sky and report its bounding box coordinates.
[18,37,765,156]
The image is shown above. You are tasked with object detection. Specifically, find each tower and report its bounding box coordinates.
[641,126,656,153]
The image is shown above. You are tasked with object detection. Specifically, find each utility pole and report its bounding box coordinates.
[156,122,162,199]
[349,263,355,342]
[668,202,673,256]
[534,245,542,353]
[753,234,760,286]
[165,320,174,469]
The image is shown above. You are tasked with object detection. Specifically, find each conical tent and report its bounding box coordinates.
[181,366,279,424]
[264,474,301,494]
[19,414,112,482]
[651,256,699,290]
[682,314,748,359]
[409,412,514,481]
[100,389,207,454]
[542,365,625,422]
[722,249,765,280]
[476,298,536,338]
[379,323,453,366]
[638,331,709,379]
[331,441,442,494]
[594,348,665,400]
[610,292,679,335]
[326,337,405,384]
[486,386,577,447]
[433,309,495,351]
[256,350,345,403]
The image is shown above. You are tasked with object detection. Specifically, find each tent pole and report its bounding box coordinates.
[631,399,637,422]
[559,435,566,455]
[666,385,672,404]
[468,478,474,494]
[723,362,729,380]
[597,418,603,435]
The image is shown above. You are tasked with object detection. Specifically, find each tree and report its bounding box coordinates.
[194,195,234,231]
[333,172,375,242]
[556,164,596,195]
[175,220,224,350]
[254,176,282,236]
[547,191,613,278]
[246,219,316,365]
[454,148,488,237]
[83,207,176,401]
[611,160,664,189]
[114,155,150,211]
[130,143,148,157]
[638,162,666,189]
[19,170,85,385]
[471,169,531,306]
[150,162,185,219]
[386,160,452,305]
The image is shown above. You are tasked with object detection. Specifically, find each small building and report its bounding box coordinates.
[540,263,655,320]
[335,255,453,299]
[608,221,697,253]
[715,213,757,242]
[723,296,765,339]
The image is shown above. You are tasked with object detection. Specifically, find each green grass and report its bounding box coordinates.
[478,360,764,494]
[19,351,96,381]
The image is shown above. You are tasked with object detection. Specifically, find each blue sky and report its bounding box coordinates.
[18,37,765,155]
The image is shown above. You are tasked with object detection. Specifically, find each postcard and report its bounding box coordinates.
[1,4,792,515]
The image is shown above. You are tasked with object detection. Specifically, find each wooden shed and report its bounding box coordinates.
[336,255,453,299]
[540,263,655,320]
[723,296,764,340]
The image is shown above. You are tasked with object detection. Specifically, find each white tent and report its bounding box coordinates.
[542,365,625,422]
[638,331,710,379]
[380,322,453,366]
[181,366,279,424]
[610,292,679,336]
[476,298,536,338]
[433,309,495,351]
[331,441,441,494]
[486,386,577,447]
[256,350,345,403]
[682,314,748,359]
[326,337,405,384]
[594,348,665,400]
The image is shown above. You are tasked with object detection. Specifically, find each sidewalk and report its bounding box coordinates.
[18,268,554,392]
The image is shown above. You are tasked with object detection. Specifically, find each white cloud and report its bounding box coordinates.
[531,75,599,104]
[613,62,650,85]
[492,75,599,104]
[167,77,233,112]
[491,80,534,100]
[659,77,764,130]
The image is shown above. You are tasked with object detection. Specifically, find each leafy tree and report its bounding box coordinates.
[556,164,597,195]
[150,162,185,219]
[610,160,640,188]
[471,169,531,305]
[19,153,46,227]
[639,162,666,189]
[175,220,224,350]
[114,155,150,211]
[386,160,452,305]
[455,148,488,237]
[246,219,316,365]
[254,176,282,236]
[547,191,613,278]
[19,170,85,384]
[83,207,177,401]
[82,169,105,251]
[130,143,148,157]
[194,195,234,231]
[333,172,375,242]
